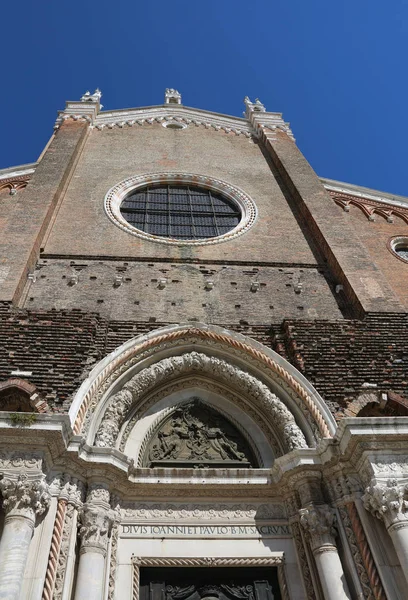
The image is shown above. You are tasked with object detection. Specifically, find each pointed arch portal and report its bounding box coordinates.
[70,323,336,463]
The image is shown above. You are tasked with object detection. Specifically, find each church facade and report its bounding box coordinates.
[0,89,407,600]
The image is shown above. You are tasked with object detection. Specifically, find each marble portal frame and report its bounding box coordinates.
[131,556,290,600]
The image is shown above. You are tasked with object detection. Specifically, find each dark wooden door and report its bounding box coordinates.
[140,567,281,600]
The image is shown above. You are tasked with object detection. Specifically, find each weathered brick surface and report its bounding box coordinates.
[43,124,318,265]
[0,302,103,407]
[262,130,404,315]
[0,121,89,304]
[24,258,344,322]
[273,313,408,417]
[331,199,408,310]
[0,303,406,417]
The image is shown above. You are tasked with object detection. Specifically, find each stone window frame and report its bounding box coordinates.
[104,172,258,246]
[131,556,289,600]
[388,236,408,264]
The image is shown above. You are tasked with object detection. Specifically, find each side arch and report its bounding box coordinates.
[0,378,50,413]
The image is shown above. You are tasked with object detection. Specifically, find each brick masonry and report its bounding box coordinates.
[0,303,406,417]
[23,258,344,323]
[1,105,407,422]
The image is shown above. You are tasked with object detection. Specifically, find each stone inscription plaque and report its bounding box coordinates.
[121,523,291,538]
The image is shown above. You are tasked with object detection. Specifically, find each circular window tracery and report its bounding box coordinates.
[389,236,408,263]
[120,185,241,240]
[104,173,258,245]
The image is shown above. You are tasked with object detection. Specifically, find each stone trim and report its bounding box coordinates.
[94,352,308,453]
[342,502,386,600]
[104,172,258,246]
[331,192,408,224]
[93,105,255,136]
[72,324,334,440]
[42,499,67,600]
[131,556,287,600]
[322,179,408,212]
[388,236,408,265]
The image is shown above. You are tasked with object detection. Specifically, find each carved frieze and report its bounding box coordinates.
[94,351,307,453]
[121,502,286,521]
[0,451,43,472]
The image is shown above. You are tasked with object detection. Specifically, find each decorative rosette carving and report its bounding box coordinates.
[299,504,337,552]
[363,479,408,529]
[0,473,50,520]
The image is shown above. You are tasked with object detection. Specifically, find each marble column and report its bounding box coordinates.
[363,480,408,584]
[299,504,352,600]
[0,473,50,600]
[74,485,115,600]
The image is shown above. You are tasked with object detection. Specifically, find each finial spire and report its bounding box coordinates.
[244,96,266,118]
[165,88,182,105]
[80,89,102,104]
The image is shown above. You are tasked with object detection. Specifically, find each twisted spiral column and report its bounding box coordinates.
[42,499,67,600]
[345,502,386,600]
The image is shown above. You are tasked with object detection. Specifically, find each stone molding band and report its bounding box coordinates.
[131,556,288,600]
[94,351,308,453]
[73,326,332,439]
[131,556,285,567]
[42,499,67,600]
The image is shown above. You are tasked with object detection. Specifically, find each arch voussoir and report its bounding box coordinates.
[93,351,308,453]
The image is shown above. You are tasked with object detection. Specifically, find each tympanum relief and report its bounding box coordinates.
[144,399,257,468]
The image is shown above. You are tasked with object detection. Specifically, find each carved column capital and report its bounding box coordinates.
[363,479,408,530]
[59,476,85,507]
[79,504,115,556]
[0,473,50,521]
[328,473,362,505]
[299,504,337,553]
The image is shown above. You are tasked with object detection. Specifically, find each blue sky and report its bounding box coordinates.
[1,0,407,196]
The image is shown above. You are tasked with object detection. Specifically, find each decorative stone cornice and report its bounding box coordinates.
[54,89,102,130]
[93,105,254,135]
[331,191,408,224]
[299,504,337,552]
[363,479,408,530]
[0,473,50,520]
[322,178,408,212]
[121,501,286,521]
[245,100,295,141]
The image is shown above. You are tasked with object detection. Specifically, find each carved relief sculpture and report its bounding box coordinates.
[144,399,256,468]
